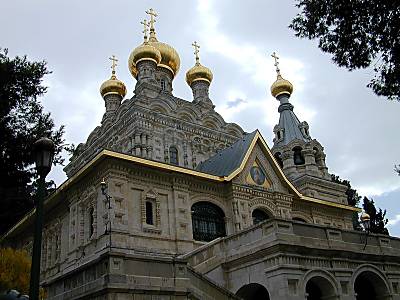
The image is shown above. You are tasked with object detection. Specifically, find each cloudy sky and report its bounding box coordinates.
[2,0,399,235]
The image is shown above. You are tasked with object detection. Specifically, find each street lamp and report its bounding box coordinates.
[29,137,55,300]
[100,179,112,248]
[360,212,371,250]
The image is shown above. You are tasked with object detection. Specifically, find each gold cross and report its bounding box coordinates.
[140,19,149,41]
[192,41,200,63]
[271,51,281,76]
[109,55,118,75]
[146,8,157,31]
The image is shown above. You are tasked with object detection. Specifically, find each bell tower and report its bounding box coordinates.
[269,52,347,204]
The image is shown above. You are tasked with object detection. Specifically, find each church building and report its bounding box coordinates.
[2,9,400,300]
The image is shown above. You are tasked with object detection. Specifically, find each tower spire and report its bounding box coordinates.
[192,41,200,65]
[140,19,149,42]
[146,8,158,41]
[271,51,281,77]
[109,55,118,78]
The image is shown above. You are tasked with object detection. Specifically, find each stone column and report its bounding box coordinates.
[303,147,319,174]
[282,148,297,179]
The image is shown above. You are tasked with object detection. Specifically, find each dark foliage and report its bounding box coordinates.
[0,48,65,235]
[290,0,400,101]
[362,197,389,235]
[395,165,400,176]
[331,174,362,230]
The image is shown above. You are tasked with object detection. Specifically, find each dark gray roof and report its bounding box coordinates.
[196,130,257,176]
[275,95,310,147]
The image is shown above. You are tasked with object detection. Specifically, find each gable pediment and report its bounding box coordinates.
[232,141,291,195]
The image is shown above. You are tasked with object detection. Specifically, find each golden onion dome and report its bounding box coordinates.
[271,74,293,98]
[128,42,161,78]
[186,62,213,86]
[100,74,127,98]
[149,38,180,76]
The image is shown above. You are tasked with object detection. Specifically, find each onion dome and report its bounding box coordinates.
[148,38,180,76]
[128,42,162,78]
[186,41,213,86]
[271,74,293,98]
[100,55,127,98]
[186,62,213,86]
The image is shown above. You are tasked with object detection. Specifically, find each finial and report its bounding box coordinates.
[109,55,118,78]
[271,52,281,77]
[140,19,149,42]
[192,41,200,65]
[146,8,157,39]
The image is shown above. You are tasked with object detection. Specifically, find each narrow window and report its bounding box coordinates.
[277,131,281,140]
[293,146,305,165]
[145,201,154,225]
[161,79,166,91]
[89,207,94,237]
[169,146,179,165]
[274,152,283,168]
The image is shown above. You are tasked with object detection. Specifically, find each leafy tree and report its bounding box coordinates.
[0,248,47,298]
[0,248,31,293]
[395,164,400,176]
[290,0,400,101]
[0,48,66,236]
[331,174,362,230]
[362,196,389,235]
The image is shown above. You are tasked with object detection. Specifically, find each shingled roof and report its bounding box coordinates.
[196,130,257,176]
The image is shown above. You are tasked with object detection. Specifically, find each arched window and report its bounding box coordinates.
[252,209,269,225]
[191,202,226,242]
[145,201,154,225]
[293,146,305,165]
[169,146,179,165]
[274,152,283,168]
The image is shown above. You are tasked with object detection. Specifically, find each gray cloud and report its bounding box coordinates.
[226,98,247,108]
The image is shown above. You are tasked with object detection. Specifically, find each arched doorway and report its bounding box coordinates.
[305,276,337,300]
[354,271,390,300]
[191,202,226,242]
[252,209,269,225]
[236,283,270,300]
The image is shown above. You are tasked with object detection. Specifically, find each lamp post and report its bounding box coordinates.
[360,212,371,250]
[29,137,55,300]
[100,179,112,249]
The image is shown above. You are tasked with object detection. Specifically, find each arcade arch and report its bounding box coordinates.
[236,283,270,300]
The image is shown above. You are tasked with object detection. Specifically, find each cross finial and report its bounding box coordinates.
[271,52,281,76]
[146,8,157,33]
[192,41,200,64]
[140,19,149,42]
[109,55,118,76]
